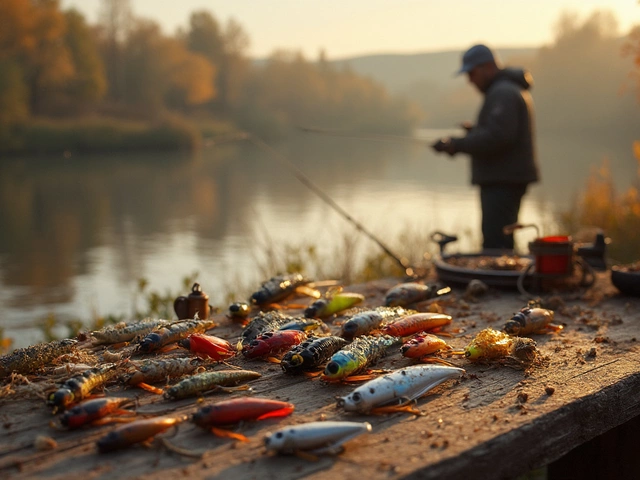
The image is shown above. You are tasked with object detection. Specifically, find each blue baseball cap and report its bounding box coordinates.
[457,44,496,75]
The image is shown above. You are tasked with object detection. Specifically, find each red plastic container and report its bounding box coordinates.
[528,236,573,275]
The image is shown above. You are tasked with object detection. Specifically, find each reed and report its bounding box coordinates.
[559,142,640,264]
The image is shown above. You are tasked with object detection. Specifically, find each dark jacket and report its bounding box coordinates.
[451,68,539,186]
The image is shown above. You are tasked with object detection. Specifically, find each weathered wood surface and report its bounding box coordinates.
[1,273,639,480]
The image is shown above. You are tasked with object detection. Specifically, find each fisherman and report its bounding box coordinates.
[432,44,539,251]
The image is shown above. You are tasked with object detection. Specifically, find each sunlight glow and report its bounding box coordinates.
[60,0,639,59]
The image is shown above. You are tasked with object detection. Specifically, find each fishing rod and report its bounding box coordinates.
[298,125,441,145]
[245,134,417,277]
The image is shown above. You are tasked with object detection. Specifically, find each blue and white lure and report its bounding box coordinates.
[264,421,372,455]
[337,364,465,414]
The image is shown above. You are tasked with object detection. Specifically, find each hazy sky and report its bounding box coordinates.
[61,0,639,59]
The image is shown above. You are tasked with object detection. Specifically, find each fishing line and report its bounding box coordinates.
[298,126,440,145]
[245,134,416,277]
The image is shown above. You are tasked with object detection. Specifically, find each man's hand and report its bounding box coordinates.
[460,121,473,132]
[431,138,456,156]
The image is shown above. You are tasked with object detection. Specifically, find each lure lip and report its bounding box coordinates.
[337,365,465,414]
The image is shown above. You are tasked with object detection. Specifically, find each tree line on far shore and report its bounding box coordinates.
[0,0,420,154]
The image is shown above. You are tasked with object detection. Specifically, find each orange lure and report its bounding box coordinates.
[96,416,186,453]
[382,313,452,337]
[401,334,452,359]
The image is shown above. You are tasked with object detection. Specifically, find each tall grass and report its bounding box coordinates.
[559,142,640,264]
[248,224,436,287]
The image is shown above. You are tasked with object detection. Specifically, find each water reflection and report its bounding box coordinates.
[0,130,636,347]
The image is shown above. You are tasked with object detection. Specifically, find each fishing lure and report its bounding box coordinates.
[59,397,135,429]
[0,338,77,379]
[465,328,540,364]
[264,421,372,455]
[401,334,457,359]
[47,364,119,412]
[278,318,329,334]
[91,318,169,346]
[280,336,348,374]
[304,292,365,319]
[228,302,251,321]
[123,357,204,394]
[240,311,298,346]
[163,369,262,400]
[384,282,451,307]
[136,318,217,354]
[96,416,187,453]
[323,335,401,381]
[193,397,294,440]
[503,307,562,335]
[337,365,465,414]
[193,397,294,427]
[381,312,452,337]
[243,330,308,359]
[340,307,412,340]
[250,273,311,306]
[179,333,237,361]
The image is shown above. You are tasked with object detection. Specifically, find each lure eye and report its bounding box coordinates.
[343,322,357,334]
[352,392,362,403]
[250,340,260,347]
[290,354,303,366]
[275,432,284,439]
[325,361,340,375]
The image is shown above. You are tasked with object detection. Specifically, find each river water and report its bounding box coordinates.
[0,129,636,348]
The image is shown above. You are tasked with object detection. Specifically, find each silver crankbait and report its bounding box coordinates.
[264,421,372,455]
[337,365,465,414]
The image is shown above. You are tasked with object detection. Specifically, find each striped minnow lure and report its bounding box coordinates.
[136,318,216,353]
[384,282,451,307]
[163,369,261,400]
[91,318,169,345]
[323,335,401,381]
[340,307,414,340]
[280,336,348,374]
[47,363,119,412]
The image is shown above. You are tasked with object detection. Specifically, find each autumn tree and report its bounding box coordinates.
[59,9,107,112]
[121,19,214,114]
[623,25,640,102]
[0,0,75,115]
[98,0,132,102]
[238,50,421,135]
[531,10,636,133]
[184,11,249,114]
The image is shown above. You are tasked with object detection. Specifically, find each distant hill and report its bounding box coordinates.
[330,47,538,94]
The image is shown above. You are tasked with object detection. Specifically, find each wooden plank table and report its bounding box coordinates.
[1,272,639,479]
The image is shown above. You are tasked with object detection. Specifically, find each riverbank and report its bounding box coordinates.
[0,116,243,156]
